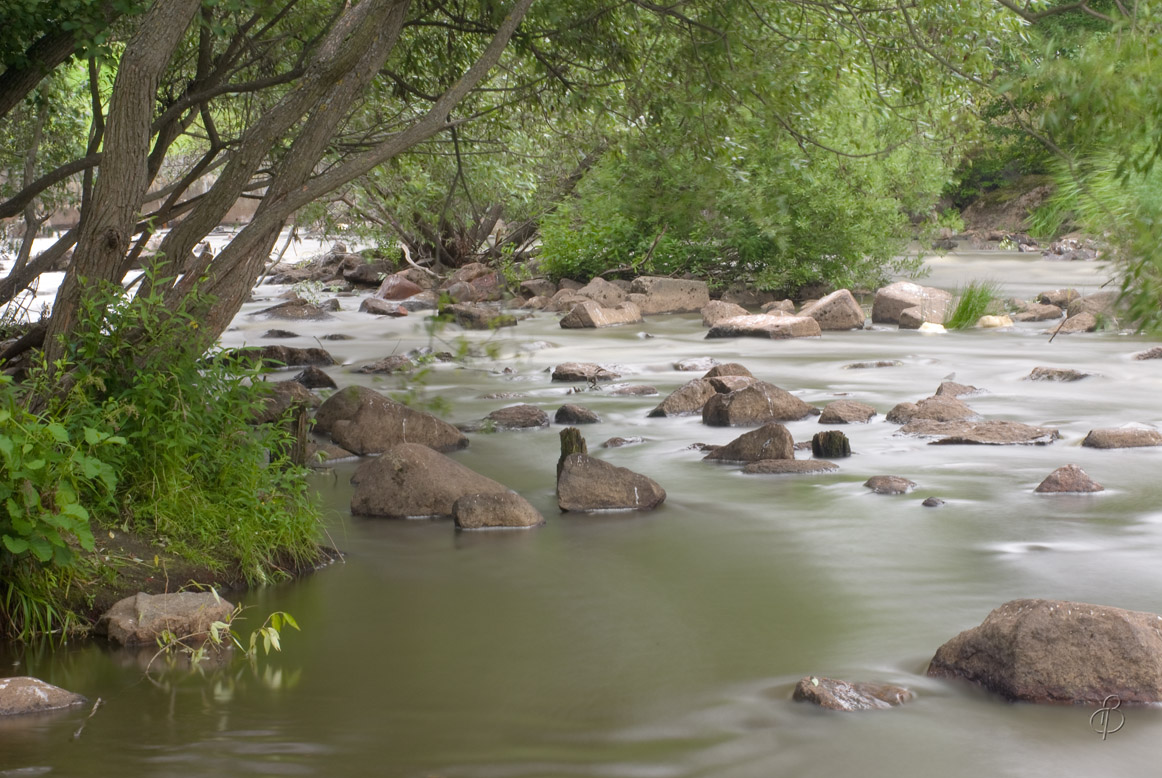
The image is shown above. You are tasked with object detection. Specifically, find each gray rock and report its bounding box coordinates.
[864,475,916,494]
[871,282,952,325]
[254,379,318,424]
[1054,311,1098,334]
[95,592,234,647]
[1038,288,1080,307]
[447,303,518,330]
[819,399,876,424]
[922,497,945,507]
[317,386,467,453]
[0,677,87,716]
[1066,290,1119,319]
[555,404,600,424]
[702,381,814,426]
[798,289,866,330]
[551,362,622,383]
[262,329,299,339]
[792,676,913,711]
[343,258,394,286]
[351,443,509,518]
[1026,366,1094,382]
[886,395,978,424]
[1034,464,1104,493]
[560,300,643,328]
[255,299,335,320]
[703,363,754,378]
[927,598,1162,703]
[557,453,666,511]
[703,423,794,463]
[760,299,796,315]
[673,357,719,372]
[226,344,336,369]
[647,378,717,417]
[934,381,980,397]
[1012,303,1064,322]
[1082,426,1162,449]
[519,278,556,299]
[453,492,545,529]
[706,314,822,339]
[1134,347,1162,360]
[701,300,750,327]
[355,354,414,374]
[899,419,1059,445]
[602,436,644,448]
[486,404,549,429]
[842,360,902,370]
[706,375,755,393]
[292,365,337,390]
[608,385,658,396]
[741,459,839,475]
[359,297,408,316]
[576,277,628,307]
[627,276,710,314]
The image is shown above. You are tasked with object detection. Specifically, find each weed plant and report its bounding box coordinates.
[944,280,1001,330]
[0,278,322,638]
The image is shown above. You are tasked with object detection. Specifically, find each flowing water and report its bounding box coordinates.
[5,250,1162,776]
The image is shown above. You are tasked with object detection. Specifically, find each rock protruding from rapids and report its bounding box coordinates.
[886,395,978,424]
[647,378,717,417]
[351,443,509,518]
[701,300,749,328]
[792,676,914,711]
[899,419,1059,445]
[927,599,1162,704]
[485,404,550,430]
[95,592,234,647]
[864,475,916,494]
[798,289,866,330]
[704,363,754,379]
[703,423,794,463]
[453,492,545,530]
[557,453,666,512]
[318,386,468,454]
[551,362,622,383]
[702,381,814,426]
[705,314,821,339]
[871,282,952,326]
[811,430,851,458]
[560,300,643,328]
[1081,426,1162,449]
[819,399,876,424]
[555,404,600,424]
[742,459,839,475]
[1025,366,1094,382]
[627,276,710,314]
[0,677,87,716]
[1034,465,1104,493]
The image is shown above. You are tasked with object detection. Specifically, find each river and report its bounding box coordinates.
[4,249,1162,776]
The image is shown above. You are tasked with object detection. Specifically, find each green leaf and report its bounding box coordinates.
[2,535,29,554]
[46,423,69,443]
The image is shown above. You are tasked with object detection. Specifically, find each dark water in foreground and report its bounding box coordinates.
[5,252,1162,776]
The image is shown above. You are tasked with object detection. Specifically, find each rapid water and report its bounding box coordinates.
[5,250,1162,776]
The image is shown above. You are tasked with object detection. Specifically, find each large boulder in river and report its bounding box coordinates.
[453,492,544,529]
[798,289,866,330]
[627,276,709,314]
[0,677,87,716]
[792,676,913,711]
[701,300,749,327]
[742,459,839,475]
[927,599,1162,704]
[576,277,628,307]
[1081,425,1162,449]
[819,399,876,424]
[552,362,621,383]
[647,378,718,417]
[557,453,666,512]
[871,282,951,325]
[706,314,821,339]
[704,363,753,378]
[375,273,425,300]
[703,381,814,426]
[703,423,794,463]
[351,443,509,518]
[886,395,978,424]
[560,300,643,328]
[95,592,234,647]
[1034,464,1104,493]
[486,404,549,429]
[317,386,467,454]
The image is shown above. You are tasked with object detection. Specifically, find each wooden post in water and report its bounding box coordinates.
[558,427,587,486]
[287,402,309,468]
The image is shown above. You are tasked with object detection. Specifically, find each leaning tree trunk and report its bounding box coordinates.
[42,0,202,366]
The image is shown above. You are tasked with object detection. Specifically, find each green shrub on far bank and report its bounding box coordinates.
[0,279,323,639]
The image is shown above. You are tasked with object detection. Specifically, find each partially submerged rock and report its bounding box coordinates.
[899,419,1059,445]
[792,676,913,711]
[557,453,666,512]
[701,300,749,327]
[627,276,710,314]
[453,492,544,530]
[317,385,467,454]
[886,395,978,424]
[798,289,866,330]
[225,344,336,369]
[95,591,234,647]
[1035,465,1104,493]
[551,362,621,383]
[560,300,643,328]
[819,399,876,424]
[703,423,794,463]
[742,459,839,475]
[0,677,87,716]
[871,282,951,326]
[706,314,821,339]
[1025,366,1094,382]
[864,475,916,494]
[351,443,509,518]
[703,381,814,426]
[1081,425,1162,449]
[1054,311,1098,334]
[647,378,717,417]
[486,404,550,430]
[555,404,600,424]
[927,599,1162,704]
[811,430,851,458]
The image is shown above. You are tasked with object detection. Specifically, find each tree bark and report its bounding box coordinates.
[43,0,203,365]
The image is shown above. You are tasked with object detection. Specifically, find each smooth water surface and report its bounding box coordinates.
[5,251,1162,777]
